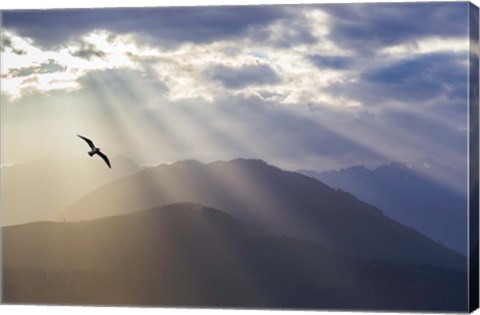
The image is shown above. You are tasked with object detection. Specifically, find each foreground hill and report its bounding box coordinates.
[1,155,142,226]
[305,158,467,254]
[3,203,467,311]
[61,159,465,270]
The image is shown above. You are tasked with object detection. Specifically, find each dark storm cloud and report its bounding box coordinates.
[205,64,281,89]
[2,5,292,48]
[328,52,468,106]
[320,2,468,53]
[309,55,351,70]
[6,59,66,77]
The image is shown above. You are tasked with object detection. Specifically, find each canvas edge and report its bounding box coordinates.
[469,1,480,313]
[0,9,5,306]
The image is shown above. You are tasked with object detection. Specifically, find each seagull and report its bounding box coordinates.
[77,135,111,169]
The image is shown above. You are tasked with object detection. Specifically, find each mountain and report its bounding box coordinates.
[304,158,467,254]
[3,203,467,311]
[1,155,143,226]
[60,158,465,270]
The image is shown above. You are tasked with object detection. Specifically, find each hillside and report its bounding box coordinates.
[3,203,467,311]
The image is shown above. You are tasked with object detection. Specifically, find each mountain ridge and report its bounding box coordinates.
[302,158,467,254]
[60,158,465,271]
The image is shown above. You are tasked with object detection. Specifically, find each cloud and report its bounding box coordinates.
[205,64,281,89]
[1,35,26,55]
[321,2,468,53]
[309,54,351,70]
[1,6,292,48]
[379,37,468,58]
[1,30,143,99]
[71,42,106,60]
[328,52,468,105]
[5,59,66,77]
[1,3,470,173]
[249,11,317,48]
[365,53,466,99]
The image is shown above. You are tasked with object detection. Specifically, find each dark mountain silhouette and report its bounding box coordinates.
[3,203,467,311]
[61,158,465,271]
[1,155,142,226]
[303,158,467,254]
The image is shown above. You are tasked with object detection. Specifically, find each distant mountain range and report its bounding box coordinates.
[1,155,142,226]
[60,158,465,271]
[2,203,467,311]
[301,158,467,254]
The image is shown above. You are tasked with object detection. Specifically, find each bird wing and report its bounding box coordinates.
[77,135,96,150]
[96,151,111,169]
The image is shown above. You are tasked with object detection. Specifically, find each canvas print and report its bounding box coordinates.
[1,2,479,312]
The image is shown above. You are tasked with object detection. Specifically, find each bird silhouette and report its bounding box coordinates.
[77,135,111,168]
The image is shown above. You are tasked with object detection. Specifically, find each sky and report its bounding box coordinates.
[0,2,473,174]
